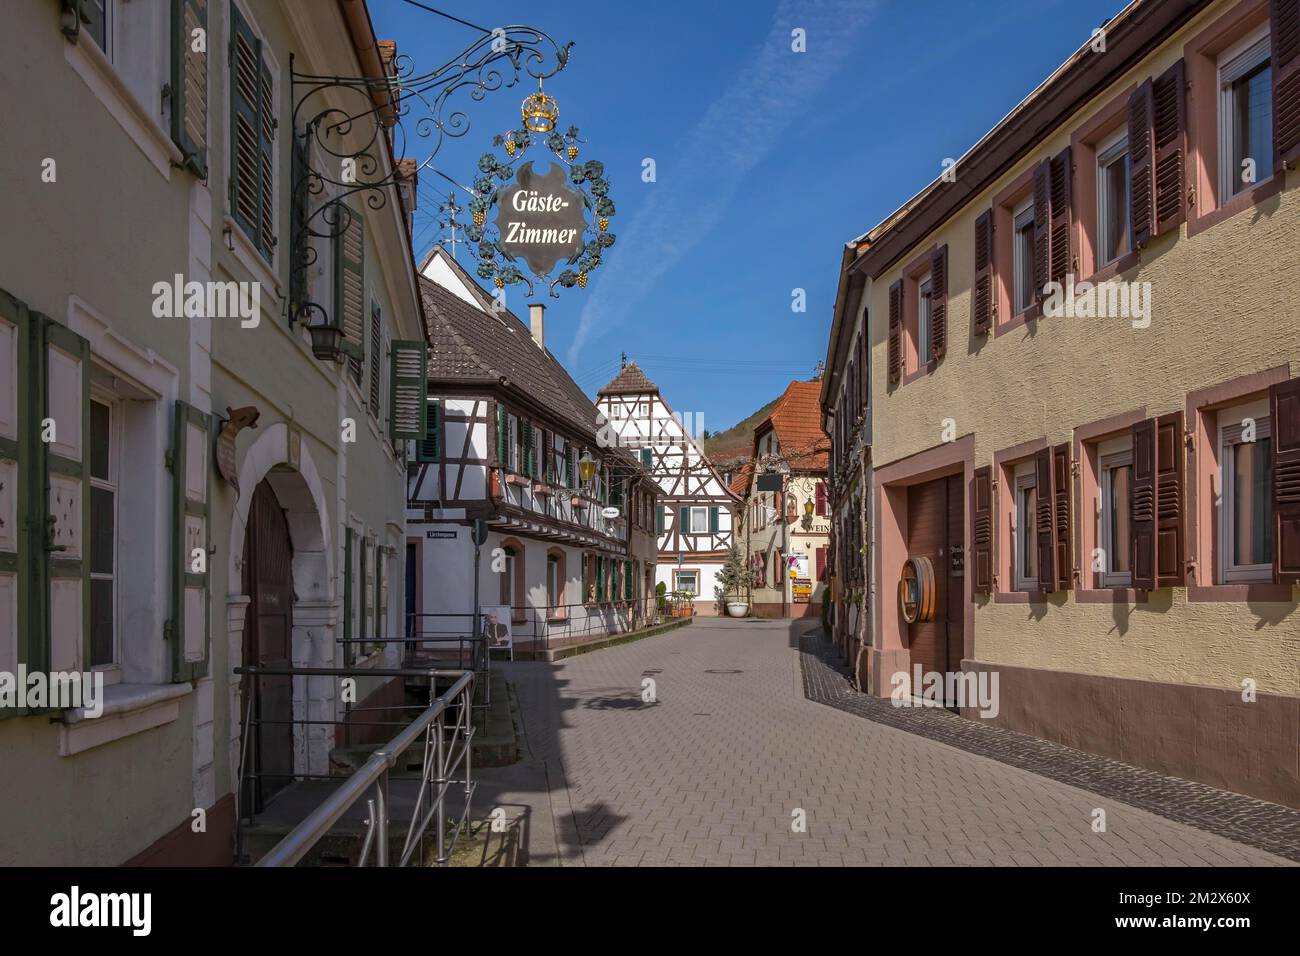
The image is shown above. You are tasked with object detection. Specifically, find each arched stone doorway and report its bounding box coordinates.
[227,424,334,803]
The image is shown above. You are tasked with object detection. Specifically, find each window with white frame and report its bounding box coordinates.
[1013,199,1036,314]
[1096,130,1132,266]
[88,397,118,669]
[675,570,698,595]
[1013,462,1039,591]
[1097,436,1133,587]
[1219,27,1273,200]
[917,273,933,366]
[1219,401,1274,583]
[690,506,709,534]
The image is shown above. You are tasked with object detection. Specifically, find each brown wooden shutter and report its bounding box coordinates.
[1131,417,1157,589]
[929,244,948,362]
[1032,161,1051,303]
[1035,446,1056,591]
[1270,378,1300,584]
[1128,79,1156,248]
[970,465,993,596]
[1048,147,1073,289]
[1154,411,1185,587]
[857,320,869,407]
[1152,59,1187,238]
[1273,0,1300,170]
[1052,443,1072,590]
[972,209,993,335]
[887,279,902,385]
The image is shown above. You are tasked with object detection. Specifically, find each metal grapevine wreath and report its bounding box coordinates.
[466,81,617,296]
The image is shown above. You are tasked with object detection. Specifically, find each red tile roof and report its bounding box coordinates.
[758,380,830,472]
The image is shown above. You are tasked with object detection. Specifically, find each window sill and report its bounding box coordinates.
[65,36,183,181]
[1080,249,1141,287]
[994,302,1041,338]
[58,682,191,757]
[1188,583,1297,603]
[1186,175,1285,238]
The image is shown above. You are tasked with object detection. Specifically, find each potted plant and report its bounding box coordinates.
[718,545,749,617]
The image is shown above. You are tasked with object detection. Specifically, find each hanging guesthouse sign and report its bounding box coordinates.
[468,80,616,296]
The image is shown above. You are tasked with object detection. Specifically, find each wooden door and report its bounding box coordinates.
[241,480,294,810]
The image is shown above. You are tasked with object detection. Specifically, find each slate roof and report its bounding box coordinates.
[756,380,830,472]
[597,361,659,396]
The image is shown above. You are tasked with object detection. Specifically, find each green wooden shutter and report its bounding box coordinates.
[228,5,262,247]
[624,560,633,600]
[679,506,689,532]
[496,405,507,466]
[169,0,209,177]
[0,293,34,717]
[343,528,354,665]
[418,401,439,461]
[334,203,365,380]
[656,506,664,534]
[521,420,533,477]
[596,556,604,599]
[367,303,382,418]
[709,507,719,533]
[359,540,369,656]
[388,339,426,440]
[640,448,651,467]
[289,129,308,324]
[375,545,385,650]
[168,401,212,682]
[257,55,276,260]
[581,553,588,604]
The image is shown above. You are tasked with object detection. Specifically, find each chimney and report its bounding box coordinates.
[529,303,545,349]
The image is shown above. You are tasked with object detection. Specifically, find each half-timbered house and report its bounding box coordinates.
[407,248,659,653]
[595,363,739,614]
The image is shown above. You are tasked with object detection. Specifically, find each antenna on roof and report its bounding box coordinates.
[813,361,824,381]
[620,351,628,369]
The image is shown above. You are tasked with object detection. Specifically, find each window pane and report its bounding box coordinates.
[1233,438,1274,565]
[1101,153,1131,264]
[90,578,113,667]
[1016,222,1035,312]
[1232,63,1273,194]
[89,486,114,574]
[1108,465,1132,572]
[1020,486,1037,579]
[84,1,108,51]
[90,401,111,481]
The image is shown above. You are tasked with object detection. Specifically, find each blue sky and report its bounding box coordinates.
[373,0,1124,432]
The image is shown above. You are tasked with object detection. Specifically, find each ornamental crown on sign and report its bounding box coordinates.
[521,81,559,133]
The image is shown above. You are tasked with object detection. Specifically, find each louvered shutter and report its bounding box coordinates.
[343,528,355,666]
[1270,378,1300,584]
[1128,78,1156,248]
[887,279,902,385]
[418,401,439,462]
[1151,59,1186,238]
[656,506,664,534]
[41,319,92,677]
[972,210,994,335]
[1272,0,1300,170]
[1154,412,1185,587]
[170,0,208,177]
[929,244,948,362]
[496,405,507,466]
[229,6,262,248]
[970,465,992,596]
[1034,446,1055,592]
[388,340,426,440]
[815,480,827,516]
[1048,147,1073,289]
[596,555,604,599]
[368,303,382,418]
[1032,160,1051,303]
[816,547,827,582]
[169,401,211,681]
[709,506,719,533]
[1052,443,1072,591]
[532,425,543,479]
[625,560,633,601]
[0,294,33,715]
[335,206,365,381]
[1130,417,1157,590]
[258,58,276,258]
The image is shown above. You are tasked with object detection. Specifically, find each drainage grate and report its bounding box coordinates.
[704,669,743,674]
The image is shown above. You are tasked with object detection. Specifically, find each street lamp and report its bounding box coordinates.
[804,500,815,517]
[578,450,597,485]
[307,322,342,361]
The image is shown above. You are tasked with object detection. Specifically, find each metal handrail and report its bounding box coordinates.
[253,669,475,867]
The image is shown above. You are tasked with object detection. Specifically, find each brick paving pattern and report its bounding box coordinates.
[798,626,1300,864]
[482,618,1295,866]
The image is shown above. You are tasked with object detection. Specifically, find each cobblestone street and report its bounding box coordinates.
[474,619,1299,866]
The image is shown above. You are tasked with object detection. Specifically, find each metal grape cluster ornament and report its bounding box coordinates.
[468,79,616,296]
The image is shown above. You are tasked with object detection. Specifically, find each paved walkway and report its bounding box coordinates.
[474,618,1295,866]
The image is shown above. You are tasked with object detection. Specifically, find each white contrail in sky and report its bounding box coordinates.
[568,0,879,366]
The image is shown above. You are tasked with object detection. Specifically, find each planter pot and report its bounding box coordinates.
[726,602,749,618]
